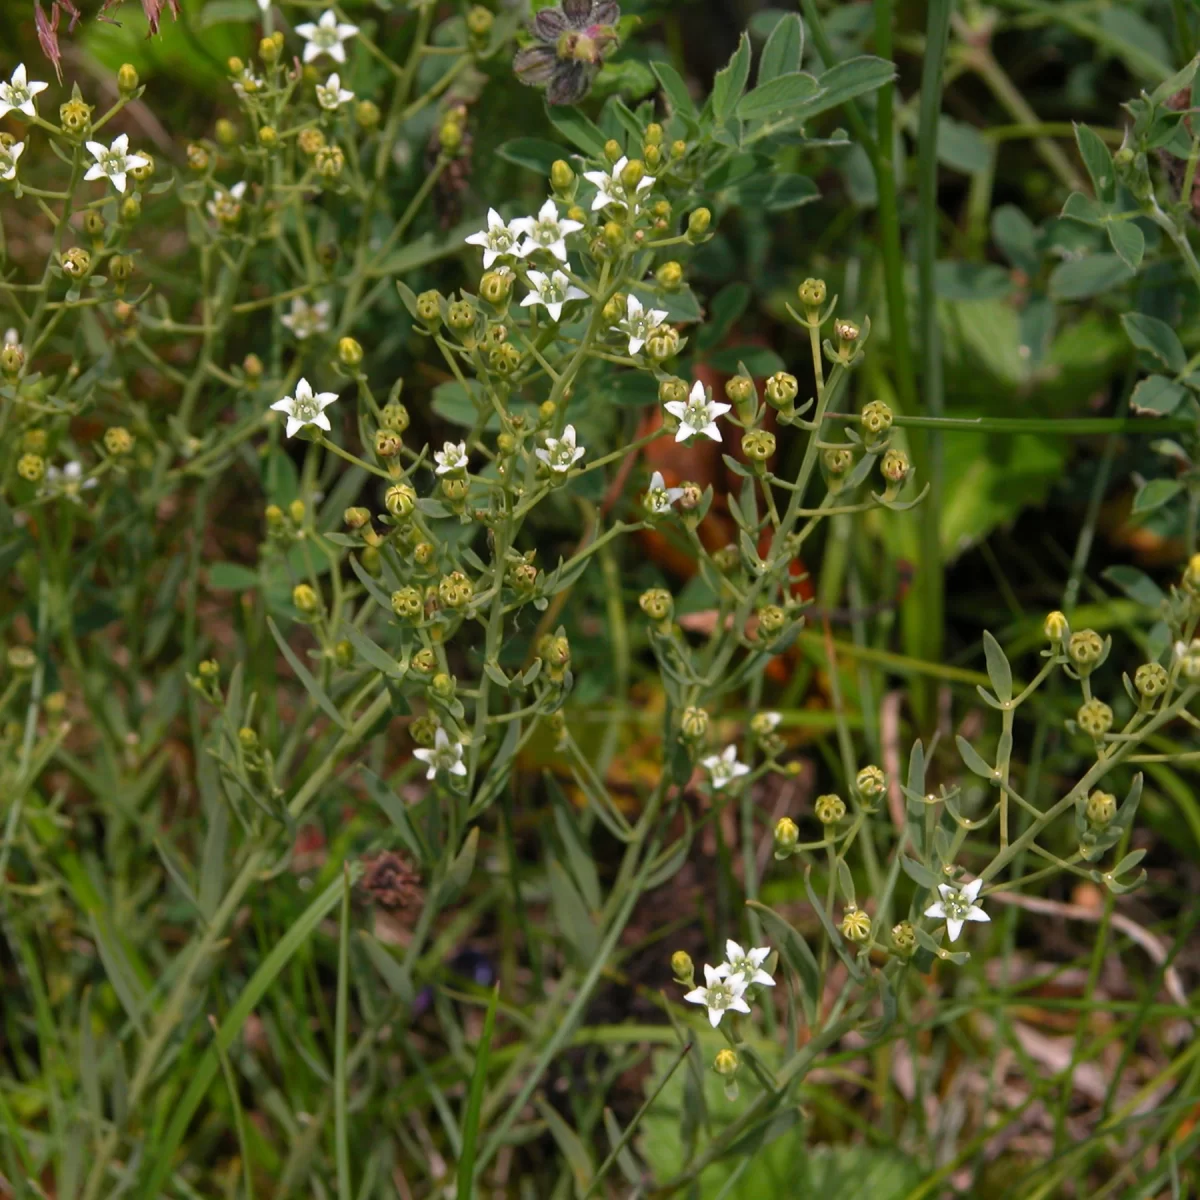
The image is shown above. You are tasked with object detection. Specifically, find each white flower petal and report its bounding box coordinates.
[965,906,990,923]
[924,902,947,920]
[962,878,984,903]
[946,918,964,942]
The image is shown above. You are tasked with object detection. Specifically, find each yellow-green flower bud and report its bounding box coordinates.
[741,430,775,464]
[604,138,622,163]
[315,145,345,179]
[538,400,557,424]
[713,1049,739,1077]
[22,430,46,453]
[227,56,244,75]
[411,647,437,675]
[619,158,645,192]
[1044,610,1069,643]
[375,430,402,458]
[441,477,470,503]
[860,399,892,438]
[334,640,354,669]
[344,506,370,529]
[83,210,105,239]
[757,604,786,636]
[855,765,886,799]
[379,402,408,433]
[797,278,826,308]
[479,270,513,306]
[17,453,45,482]
[289,499,306,525]
[60,98,93,134]
[198,658,220,680]
[120,196,141,223]
[438,570,474,609]
[431,672,456,699]
[764,371,798,410]
[1,343,25,377]
[298,127,325,156]
[103,426,133,456]
[774,816,799,856]
[292,583,320,614]
[489,342,522,374]
[680,705,709,741]
[725,375,755,407]
[117,63,139,98]
[109,255,134,282]
[686,207,712,241]
[671,138,686,159]
[355,99,381,128]
[602,292,627,324]
[639,588,672,621]
[891,920,916,956]
[265,503,284,529]
[259,34,280,63]
[1134,662,1168,699]
[815,793,846,825]
[839,907,871,943]
[643,325,680,361]
[241,353,263,380]
[238,726,259,753]
[1077,698,1113,736]
[550,158,575,193]
[656,260,683,289]
[644,122,663,147]
[1184,553,1200,593]
[410,716,438,746]
[447,299,476,332]
[509,561,537,592]
[62,248,91,278]
[880,448,910,485]
[1086,790,1117,828]
[385,484,417,518]
[1068,629,1104,672]
[258,125,278,148]
[658,376,688,405]
[338,336,363,367]
[671,949,694,986]
[413,541,435,566]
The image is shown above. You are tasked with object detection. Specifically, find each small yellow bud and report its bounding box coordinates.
[686,207,712,240]
[337,336,363,367]
[117,63,139,97]
[292,583,320,614]
[774,816,799,856]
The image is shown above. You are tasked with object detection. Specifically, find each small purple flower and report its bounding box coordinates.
[513,0,621,106]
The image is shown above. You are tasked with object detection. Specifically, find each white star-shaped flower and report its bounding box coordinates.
[280,297,331,340]
[296,9,358,64]
[464,208,525,268]
[412,727,468,781]
[643,470,684,516]
[232,68,265,100]
[270,378,338,438]
[316,72,354,110]
[924,878,990,943]
[206,180,247,220]
[683,964,751,1028]
[520,269,587,323]
[613,293,668,355]
[757,712,781,732]
[83,134,149,195]
[664,380,730,444]
[582,155,654,213]
[701,744,750,790]
[535,424,586,474]
[434,440,468,475]
[722,940,775,988]
[0,140,24,182]
[0,64,48,119]
[45,461,98,500]
[1175,638,1200,679]
[513,198,583,263]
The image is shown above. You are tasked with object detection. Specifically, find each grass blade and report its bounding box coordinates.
[208,1014,255,1200]
[456,983,499,1199]
[335,866,352,1200]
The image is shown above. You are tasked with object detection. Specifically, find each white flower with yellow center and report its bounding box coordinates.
[0,64,48,119]
[296,9,358,64]
[513,198,583,262]
[924,878,989,943]
[281,297,331,339]
[536,424,585,474]
[0,140,24,182]
[521,269,587,322]
[434,441,469,475]
[582,155,653,212]
[684,964,751,1028]
[643,470,684,516]
[465,208,525,268]
[413,727,467,781]
[270,378,338,438]
[613,293,668,355]
[316,72,354,110]
[701,745,750,789]
[83,134,149,194]
[721,940,775,987]
[664,380,730,444]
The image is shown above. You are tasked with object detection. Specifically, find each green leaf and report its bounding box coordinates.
[1048,254,1134,301]
[1061,191,1107,227]
[1122,312,1186,372]
[535,1097,596,1194]
[456,985,499,1199]
[937,115,991,174]
[546,105,608,158]
[495,137,566,174]
[803,869,862,980]
[206,562,259,591]
[1132,477,1183,514]
[267,616,350,731]
[745,900,818,1024]
[441,828,479,905]
[763,173,820,210]
[1131,374,1188,416]
[933,261,1013,301]
[651,60,697,120]
[342,624,404,680]
[1107,220,1144,271]
[759,13,804,83]
[801,56,896,120]
[1074,122,1116,203]
[991,204,1038,273]
[736,71,821,122]
[1102,564,1166,608]
[359,766,427,864]
[981,631,1013,703]
[432,378,486,428]
[547,857,599,962]
[956,735,995,780]
[900,856,937,889]
[712,32,752,124]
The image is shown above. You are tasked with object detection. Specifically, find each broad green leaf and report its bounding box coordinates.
[495,137,566,174]
[1061,190,1107,227]
[1074,122,1116,203]
[800,55,896,120]
[933,261,1013,301]
[1048,253,1134,301]
[712,32,752,124]
[981,631,1013,703]
[1106,220,1144,271]
[937,115,991,174]
[759,13,804,83]
[1131,374,1187,416]
[1132,477,1183,514]
[1122,312,1186,372]
[546,105,608,158]
[651,60,697,119]
[736,71,821,122]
